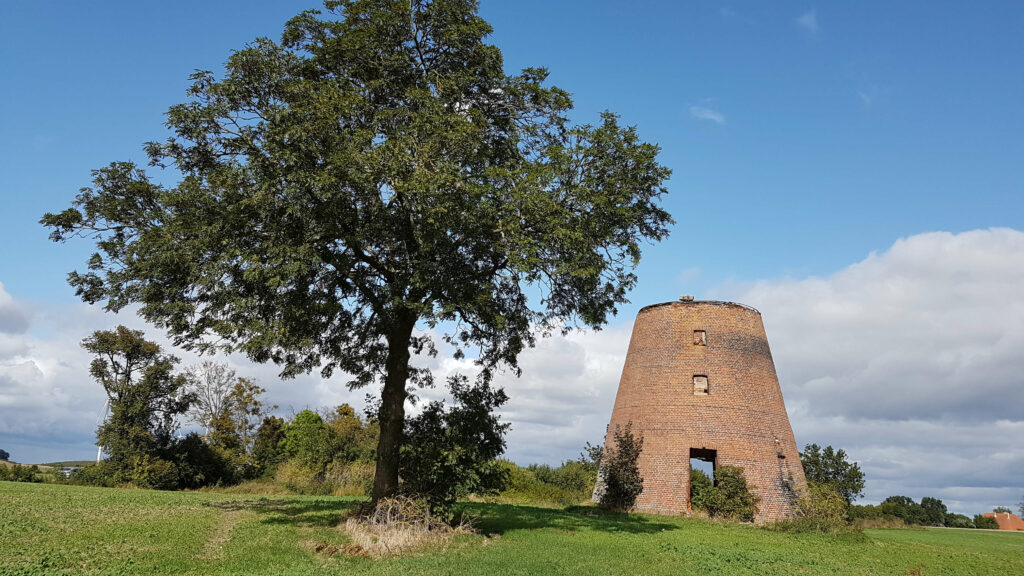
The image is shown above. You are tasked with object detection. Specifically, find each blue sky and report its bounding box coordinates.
[1,2,1022,514]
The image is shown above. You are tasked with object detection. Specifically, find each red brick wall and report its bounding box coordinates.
[597,300,807,521]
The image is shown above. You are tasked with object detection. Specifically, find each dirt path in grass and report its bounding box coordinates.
[198,508,251,561]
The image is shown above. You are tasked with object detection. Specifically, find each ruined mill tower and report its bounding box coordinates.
[598,297,806,521]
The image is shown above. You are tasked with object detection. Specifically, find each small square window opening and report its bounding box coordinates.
[693,375,709,396]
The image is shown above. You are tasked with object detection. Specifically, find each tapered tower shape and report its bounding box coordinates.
[598,298,806,521]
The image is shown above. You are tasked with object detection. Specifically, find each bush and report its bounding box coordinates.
[694,465,758,522]
[67,462,116,487]
[400,375,509,520]
[167,433,237,488]
[126,455,179,490]
[973,515,999,529]
[689,468,714,511]
[769,481,851,533]
[324,460,375,496]
[596,422,644,511]
[496,460,592,506]
[0,463,42,483]
[945,513,973,528]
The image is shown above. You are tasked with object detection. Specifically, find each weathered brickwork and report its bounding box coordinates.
[597,299,807,521]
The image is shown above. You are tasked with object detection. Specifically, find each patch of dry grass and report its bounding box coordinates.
[339,496,473,557]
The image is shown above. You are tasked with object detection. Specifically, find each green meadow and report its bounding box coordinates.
[2,481,1021,576]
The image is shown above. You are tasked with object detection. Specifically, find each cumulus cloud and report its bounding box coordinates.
[797,9,819,34]
[0,282,29,334]
[726,228,1024,512]
[689,105,725,125]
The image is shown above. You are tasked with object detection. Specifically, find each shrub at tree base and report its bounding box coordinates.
[341,496,472,557]
[597,422,644,511]
[400,375,509,520]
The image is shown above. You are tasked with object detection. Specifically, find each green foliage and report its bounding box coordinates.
[1019,496,1024,518]
[689,468,714,512]
[166,433,236,488]
[401,374,509,518]
[66,462,116,487]
[496,458,597,506]
[82,326,193,488]
[920,497,948,526]
[42,0,673,501]
[879,496,929,526]
[945,513,974,528]
[692,466,758,522]
[280,411,334,472]
[325,404,378,463]
[597,422,644,511]
[0,464,42,483]
[770,481,851,533]
[799,444,865,504]
[974,514,1000,529]
[993,506,1012,514]
[252,416,287,474]
[125,454,180,490]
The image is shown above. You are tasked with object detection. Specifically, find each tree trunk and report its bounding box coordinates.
[371,315,416,502]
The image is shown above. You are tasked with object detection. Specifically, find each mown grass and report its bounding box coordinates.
[2,481,1022,575]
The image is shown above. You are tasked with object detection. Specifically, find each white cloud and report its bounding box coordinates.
[725,228,1024,512]
[689,105,725,125]
[797,9,819,34]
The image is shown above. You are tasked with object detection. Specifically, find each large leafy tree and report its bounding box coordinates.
[800,444,865,504]
[42,0,672,499]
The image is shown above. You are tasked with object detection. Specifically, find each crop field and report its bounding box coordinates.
[1,482,1022,575]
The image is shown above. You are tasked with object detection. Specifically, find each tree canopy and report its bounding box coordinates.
[799,443,865,504]
[41,0,672,499]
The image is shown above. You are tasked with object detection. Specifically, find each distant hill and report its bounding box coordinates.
[41,461,93,468]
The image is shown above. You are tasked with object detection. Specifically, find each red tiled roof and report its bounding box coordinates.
[982,512,1024,531]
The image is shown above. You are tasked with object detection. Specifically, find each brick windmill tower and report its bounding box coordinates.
[597,297,806,521]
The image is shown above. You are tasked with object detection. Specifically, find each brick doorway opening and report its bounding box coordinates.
[689,447,716,510]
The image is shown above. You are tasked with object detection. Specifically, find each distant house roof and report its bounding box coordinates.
[982,512,1024,531]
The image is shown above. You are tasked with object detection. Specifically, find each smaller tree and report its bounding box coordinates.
[597,422,644,511]
[920,497,948,526]
[85,326,192,483]
[791,481,849,532]
[993,506,1012,514]
[185,361,236,435]
[945,513,973,528]
[973,514,999,529]
[0,448,9,461]
[879,496,927,525]
[800,444,865,504]
[401,374,510,519]
[1018,496,1023,518]
[280,411,333,473]
[252,416,287,474]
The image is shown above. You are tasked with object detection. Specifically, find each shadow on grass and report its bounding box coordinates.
[204,498,680,535]
[206,497,363,528]
[460,502,681,535]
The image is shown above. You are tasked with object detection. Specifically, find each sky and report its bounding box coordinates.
[0,1,1022,515]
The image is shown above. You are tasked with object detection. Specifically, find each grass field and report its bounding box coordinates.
[2,482,1022,575]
